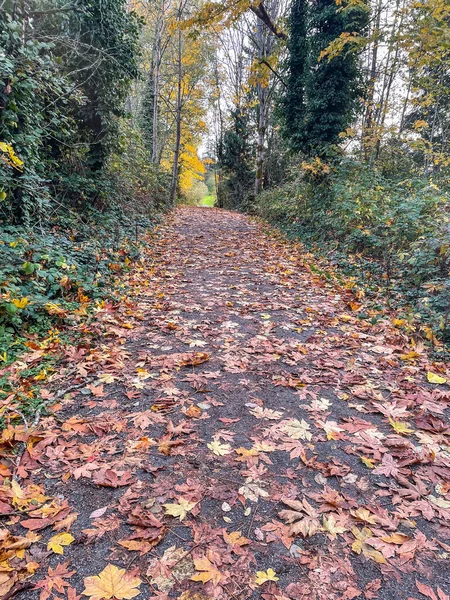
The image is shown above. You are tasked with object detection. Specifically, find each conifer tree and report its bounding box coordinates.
[303,0,368,157]
[284,0,368,158]
[283,0,308,153]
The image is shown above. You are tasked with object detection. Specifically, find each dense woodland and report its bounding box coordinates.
[1,0,450,355]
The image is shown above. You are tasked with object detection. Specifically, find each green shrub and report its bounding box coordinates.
[255,161,450,343]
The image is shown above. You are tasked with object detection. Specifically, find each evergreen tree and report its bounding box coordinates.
[283,0,368,158]
[220,108,254,208]
[283,0,308,153]
[303,0,368,157]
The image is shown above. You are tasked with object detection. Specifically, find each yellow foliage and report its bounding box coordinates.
[0,142,24,171]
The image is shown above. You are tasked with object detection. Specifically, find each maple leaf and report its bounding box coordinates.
[249,406,283,420]
[82,564,141,600]
[207,440,231,456]
[118,539,158,555]
[190,556,222,585]
[34,562,76,600]
[279,498,320,537]
[239,479,269,502]
[322,514,347,539]
[93,469,134,488]
[351,508,377,524]
[97,373,118,384]
[427,372,447,385]
[163,498,196,521]
[282,419,312,441]
[388,418,414,435]
[415,580,445,600]
[47,532,75,554]
[361,456,375,469]
[373,453,399,478]
[255,568,279,585]
[223,530,249,546]
[351,527,386,564]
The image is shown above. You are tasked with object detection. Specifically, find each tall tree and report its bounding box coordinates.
[283,0,308,153]
[305,0,368,156]
[283,0,368,158]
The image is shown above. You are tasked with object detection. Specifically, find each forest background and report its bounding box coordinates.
[1,0,450,379]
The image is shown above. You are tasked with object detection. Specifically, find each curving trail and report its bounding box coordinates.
[6,207,450,600]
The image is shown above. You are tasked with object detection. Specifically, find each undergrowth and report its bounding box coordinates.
[0,206,164,425]
[254,160,450,350]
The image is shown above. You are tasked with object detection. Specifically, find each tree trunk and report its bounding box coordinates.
[170,20,182,206]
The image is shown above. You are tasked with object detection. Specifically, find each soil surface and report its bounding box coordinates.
[6,207,450,600]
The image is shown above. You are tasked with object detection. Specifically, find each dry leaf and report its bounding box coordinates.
[82,564,141,600]
[47,532,75,555]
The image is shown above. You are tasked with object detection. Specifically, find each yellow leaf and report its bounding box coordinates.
[381,533,411,544]
[163,498,196,521]
[427,372,447,384]
[82,564,141,600]
[255,568,279,585]
[361,456,375,469]
[351,508,377,524]
[98,373,118,384]
[389,418,414,435]
[207,441,231,456]
[223,531,249,546]
[191,557,222,585]
[47,532,75,555]
[322,514,347,538]
[363,547,387,564]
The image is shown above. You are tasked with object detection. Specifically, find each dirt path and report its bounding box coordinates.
[4,207,450,600]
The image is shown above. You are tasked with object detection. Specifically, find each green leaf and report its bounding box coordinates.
[22,262,35,274]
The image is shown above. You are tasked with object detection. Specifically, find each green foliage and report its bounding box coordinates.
[0,206,160,360]
[219,108,254,209]
[184,181,209,205]
[256,162,450,343]
[0,0,143,224]
[304,0,368,156]
[0,13,79,223]
[64,0,142,171]
[109,119,171,213]
[283,0,308,153]
[283,0,369,157]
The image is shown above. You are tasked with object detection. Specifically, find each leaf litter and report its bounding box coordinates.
[0,207,449,600]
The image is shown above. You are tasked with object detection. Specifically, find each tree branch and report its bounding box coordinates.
[250,2,287,41]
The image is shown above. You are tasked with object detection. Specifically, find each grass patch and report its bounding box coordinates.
[199,194,215,207]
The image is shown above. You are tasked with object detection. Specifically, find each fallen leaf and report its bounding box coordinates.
[255,568,279,585]
[163,498,196,521]
[82,564,141,600]
[191,556,222,585]
[427,372,447,385]
[47,532,75,555]
[207,440,231,456]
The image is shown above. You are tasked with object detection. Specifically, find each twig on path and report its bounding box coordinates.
[247,500,259,537]
[224,584,241,600]
[166,527,188,542]
[2,581,33,600]
[126,552,139,570]
[170,542,202,569]
[0,501,48,518]
[2,407,29,431]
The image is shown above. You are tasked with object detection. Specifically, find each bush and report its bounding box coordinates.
[255,161,450,343]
